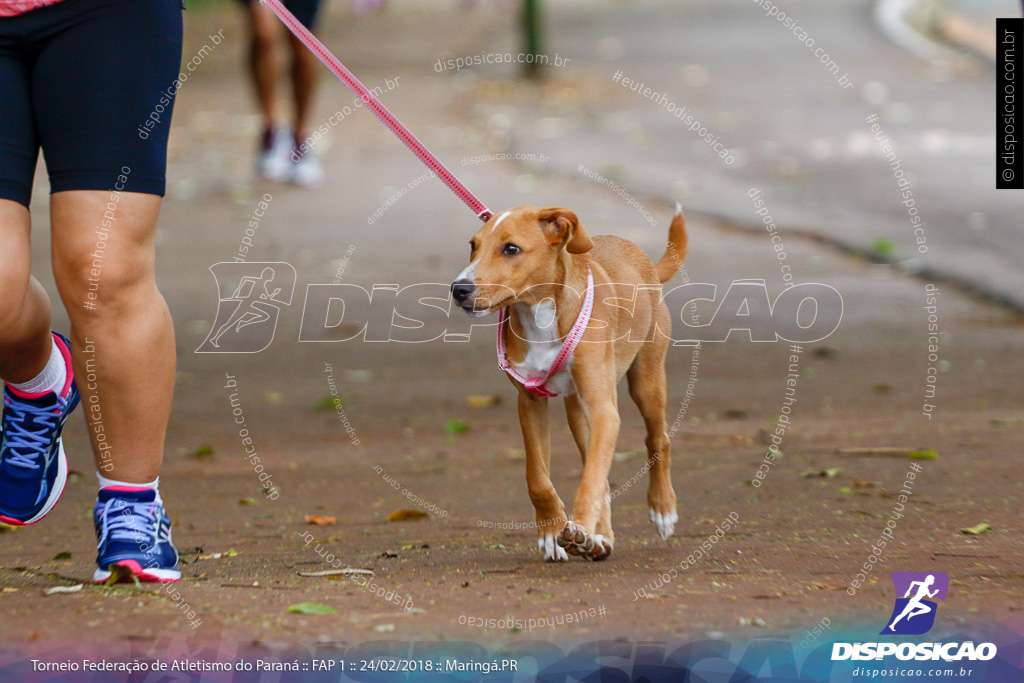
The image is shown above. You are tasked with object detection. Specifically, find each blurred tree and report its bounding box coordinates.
[522,0,543,79]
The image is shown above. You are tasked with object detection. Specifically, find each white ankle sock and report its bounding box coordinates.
[97,474,162,504]
[10,335,66,395]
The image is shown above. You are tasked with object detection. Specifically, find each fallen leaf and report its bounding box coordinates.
[961,523,991,535]
[103,564,140,587]
[728,435,752,446]
[465,395,501,409]
[346,369,373,383]
[908,449,939,460]
[52,551,72,561]
[0,522,18,533]
[871,384,892,395]
[1,587,18,593]
[262,391,284,405]
[506,449,526,460]
[190,445,215,459]
[387,509,429,522]
[723,409,748,420]
[297,568,373,577]
[991,417,1024,427]
[799,468,841,478]
[305,515,337,526]
[45,584,83,595]
[313,396,342,411]
[379,550,399,558]
[444,419,470,435]
[287,602,336,615]
[813,345,839,359]
[373,624,395,633]
[239,498,257,506]
[198,548,239,560]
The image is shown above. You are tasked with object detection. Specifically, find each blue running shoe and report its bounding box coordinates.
[0,332,78,525]
[93,487,181,583]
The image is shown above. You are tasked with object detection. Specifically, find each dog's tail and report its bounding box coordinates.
[654,203,688,284]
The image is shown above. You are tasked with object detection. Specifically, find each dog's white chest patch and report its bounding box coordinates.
[511,300,576,396]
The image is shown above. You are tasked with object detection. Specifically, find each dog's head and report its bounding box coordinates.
[451,206,594,316]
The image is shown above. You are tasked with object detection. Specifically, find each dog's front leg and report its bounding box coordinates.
[518,391,568,562]
[559,368,618,561]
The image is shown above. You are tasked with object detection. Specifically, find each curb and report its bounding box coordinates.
[877,0,1020,65]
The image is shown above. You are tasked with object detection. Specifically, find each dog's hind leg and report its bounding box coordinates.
[626,321,678,541]
[519,391,569,562]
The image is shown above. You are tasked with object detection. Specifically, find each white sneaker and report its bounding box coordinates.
[257,126,294,182]
[290,148,325,188]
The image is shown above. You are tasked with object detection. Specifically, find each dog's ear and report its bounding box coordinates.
[538,207,594,254]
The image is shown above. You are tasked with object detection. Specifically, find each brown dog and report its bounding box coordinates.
[451,205,688,561]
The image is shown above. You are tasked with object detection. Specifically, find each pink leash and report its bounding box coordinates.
[496,270,595,397]
[260,0,493,222]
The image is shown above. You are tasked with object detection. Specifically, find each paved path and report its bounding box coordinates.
[1,0,1021,652]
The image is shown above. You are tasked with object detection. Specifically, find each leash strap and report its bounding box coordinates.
[260,0,493,222]
[496,270,595,397]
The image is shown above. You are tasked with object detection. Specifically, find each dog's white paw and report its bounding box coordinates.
[538,535,569,562]
[648,507,678,540]
[590,533,614,562]
[557,521,613,561]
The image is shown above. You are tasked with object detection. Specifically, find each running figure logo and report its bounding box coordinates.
[196,262,296,353]
[880,571,949,635]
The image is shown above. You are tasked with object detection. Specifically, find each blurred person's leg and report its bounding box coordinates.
[286,29,317,140]
[245,0,294,181]
[246,0,284,129]
[284,0,325,186]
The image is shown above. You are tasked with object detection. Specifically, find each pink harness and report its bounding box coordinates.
[496,271,595,397]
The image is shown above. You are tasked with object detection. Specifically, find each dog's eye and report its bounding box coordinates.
[502,243,521,256]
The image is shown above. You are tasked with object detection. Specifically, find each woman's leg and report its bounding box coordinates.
[0,199,51,384]
[50,191,174,483]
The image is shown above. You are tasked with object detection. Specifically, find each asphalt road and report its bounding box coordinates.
[500,0,1024,309]
[2,0,1022,654]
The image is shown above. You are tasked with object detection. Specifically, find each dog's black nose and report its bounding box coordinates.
[451,279,475,304]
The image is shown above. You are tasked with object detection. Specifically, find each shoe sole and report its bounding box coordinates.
[93,559,181,584]
[0,437,68,526]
